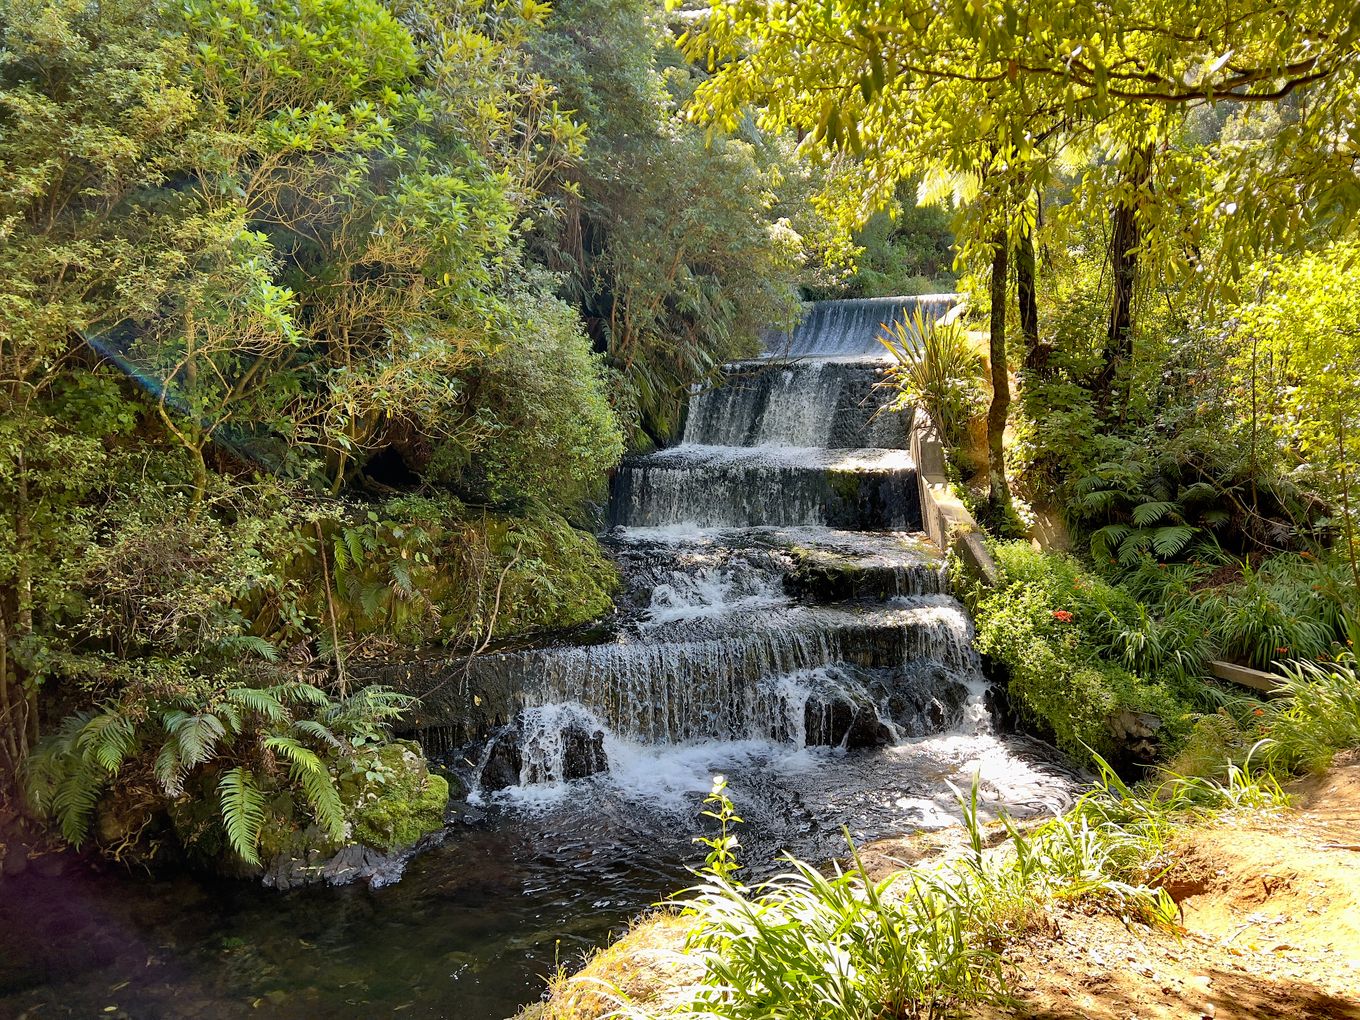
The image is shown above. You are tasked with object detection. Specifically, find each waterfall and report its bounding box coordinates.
[764,294,959,358]
[408,293,1034,793]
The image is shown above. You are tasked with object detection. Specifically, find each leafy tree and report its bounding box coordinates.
[1,0,203,778]
[531,0,807,441]
[679,0,1360,508]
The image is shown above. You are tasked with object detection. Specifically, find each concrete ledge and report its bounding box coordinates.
[1208,659,1281,695]
[908,410,998,588]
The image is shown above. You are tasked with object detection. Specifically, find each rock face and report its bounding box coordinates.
[804,690,892,747]
[1107,709,1163,766]
[476,709,611,792]
[262,835,440,892]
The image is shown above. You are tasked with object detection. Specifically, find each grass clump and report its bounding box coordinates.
[610,766,1284,1020]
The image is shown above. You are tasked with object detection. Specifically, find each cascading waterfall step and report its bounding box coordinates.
[685,358,910,449]
[608,445,922,529]
[410,292,1078,844]
[608,525,950,607]
[404,596,980,749]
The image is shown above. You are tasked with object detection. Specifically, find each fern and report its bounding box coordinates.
[218,767,267,865]
[215,634,280,661]
[264,735,345,841]
[154,738,186,796]
[79,711,138,772]
[293,718,346,751]
[164,710,228,768]
[1131,500,1179,527]
[52,761,104,845]
[1151,525,1196,558]
[282,681,332,708]
[222,686,287,723]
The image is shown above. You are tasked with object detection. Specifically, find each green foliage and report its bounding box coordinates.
[646,766,1257,1020]
[804,191,956,300]
[879,308,984,449]
[218,767,268,864]
[1260,655,1360,774]
[529,0,811,441]
[427,285,623,510]
[25,676,415,866]
[693,774,742,883]
[0,0,629,832]
[322,496,618,647]
[973,544,1197,762]
[1232,243,1360,588]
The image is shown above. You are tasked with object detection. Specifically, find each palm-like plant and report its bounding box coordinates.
[878,307,984,449]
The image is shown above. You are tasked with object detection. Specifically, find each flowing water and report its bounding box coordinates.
[0,294,1083,1019]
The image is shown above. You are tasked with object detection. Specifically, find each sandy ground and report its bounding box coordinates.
[523,754,1360,1020]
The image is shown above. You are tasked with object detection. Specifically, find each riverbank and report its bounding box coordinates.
[522,754,1360,1020]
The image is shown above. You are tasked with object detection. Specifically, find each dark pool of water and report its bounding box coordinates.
[0,736,1080,1020]
[0,804,694,1020]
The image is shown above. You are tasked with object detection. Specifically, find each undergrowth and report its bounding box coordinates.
[603,763,1285,1020]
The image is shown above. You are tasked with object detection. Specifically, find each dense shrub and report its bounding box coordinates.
[973,544,1196,763]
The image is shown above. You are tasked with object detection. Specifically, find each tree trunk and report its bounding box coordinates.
[1102,146,1152,392]
[987,229,1011,515]
[1016,222,1044,374]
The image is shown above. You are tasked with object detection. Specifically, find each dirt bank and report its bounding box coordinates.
[521,755,1360,1020]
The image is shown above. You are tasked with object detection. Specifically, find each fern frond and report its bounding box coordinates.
[52,762,104,845]
[1152,525,1197,557]
[277,682,330,709]
[223,686,288,724]
[218,767,266,866]
[217,635,280,661]
[1090,523,1131,557]
[1131,500,1178,527]
[293,719,346,752]
[78,711,137,773]
[166,711,227,768]
[154,739,186,796]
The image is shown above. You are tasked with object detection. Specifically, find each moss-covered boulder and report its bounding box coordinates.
[340,740,451,853]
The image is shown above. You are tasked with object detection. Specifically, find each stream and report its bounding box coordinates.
[1,296,1083,1019]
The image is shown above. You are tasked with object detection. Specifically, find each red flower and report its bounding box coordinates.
[1051,610,1074,623]
[1253,708,1265,717]
[1276,646,1290,655]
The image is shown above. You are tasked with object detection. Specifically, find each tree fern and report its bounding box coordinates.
[1151,525,1196,558]
[1131,500,1179,527]
[218,767,267,865]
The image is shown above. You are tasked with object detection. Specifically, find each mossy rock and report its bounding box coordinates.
[340,740,450,852]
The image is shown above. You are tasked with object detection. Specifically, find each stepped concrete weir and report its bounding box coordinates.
[400,296,1076,837]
